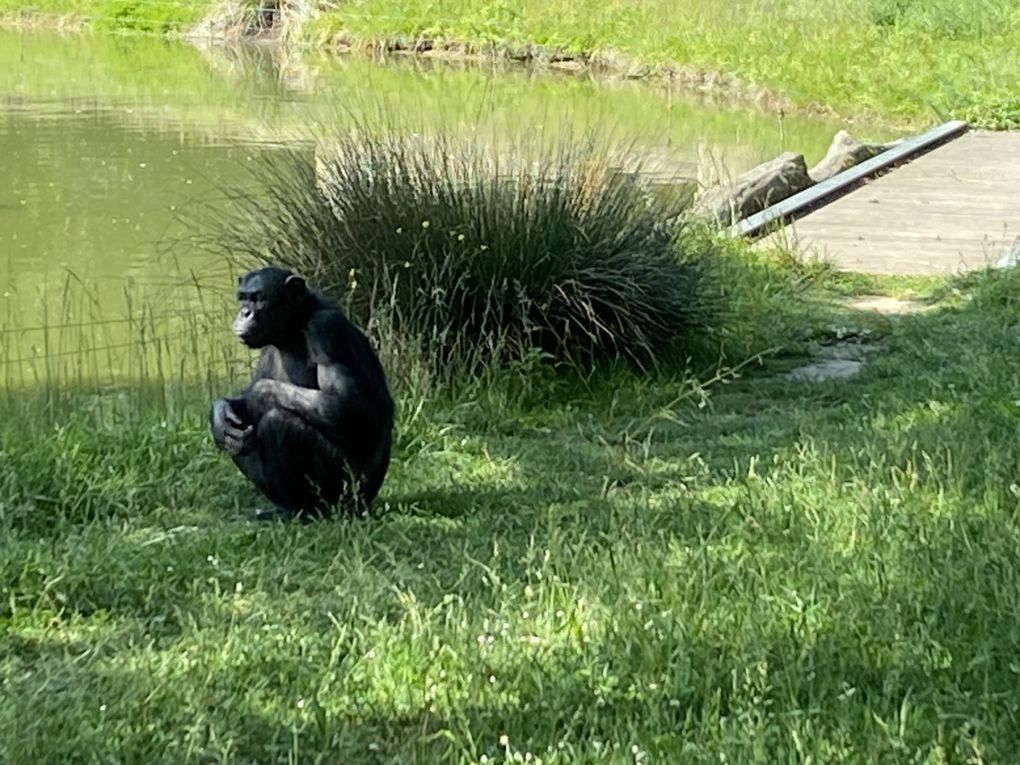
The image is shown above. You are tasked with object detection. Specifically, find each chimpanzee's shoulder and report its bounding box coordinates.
[306,302,359,336]
[304,302,368,361]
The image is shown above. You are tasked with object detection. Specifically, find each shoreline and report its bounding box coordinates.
[0,9,913,130]
[334,35,924,130]
[318,31,799,117]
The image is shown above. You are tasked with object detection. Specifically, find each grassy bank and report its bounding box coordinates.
[0,0,210,34]
[3,0,1020,128]
[313,0,1020,128]
[4,254,1020,760]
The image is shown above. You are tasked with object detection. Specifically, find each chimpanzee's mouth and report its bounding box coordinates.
[235,329,258,347]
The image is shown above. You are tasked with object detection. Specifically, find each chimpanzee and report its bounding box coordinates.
[210,266,393,520]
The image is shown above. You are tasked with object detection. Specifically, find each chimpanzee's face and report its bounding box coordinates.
[233,268,305,348]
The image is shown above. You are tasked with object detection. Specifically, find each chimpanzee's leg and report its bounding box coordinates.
[231,407,354,519]
[359,435,391,507]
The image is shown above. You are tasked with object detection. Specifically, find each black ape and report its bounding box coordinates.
[210,267,393,520]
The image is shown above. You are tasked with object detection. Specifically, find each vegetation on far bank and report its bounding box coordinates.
[3,0,1020,128]
[0,0,208,34]
[313,0,1020,128]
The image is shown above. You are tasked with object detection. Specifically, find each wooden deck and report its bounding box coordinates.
[759,130,1020,275]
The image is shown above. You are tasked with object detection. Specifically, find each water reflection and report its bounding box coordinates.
[0,29,891,382]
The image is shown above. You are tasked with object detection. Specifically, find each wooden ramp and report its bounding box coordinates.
[758,130,1020,275]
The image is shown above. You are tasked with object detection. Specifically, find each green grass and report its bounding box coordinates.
[7,0,1019,127]
[4,253,1020,761]
[314,0,1020,128]
[0,0,215,34]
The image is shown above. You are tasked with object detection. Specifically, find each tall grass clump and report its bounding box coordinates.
[208,129,715,375]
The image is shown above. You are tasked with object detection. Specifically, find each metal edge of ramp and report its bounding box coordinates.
[731,119,970,239]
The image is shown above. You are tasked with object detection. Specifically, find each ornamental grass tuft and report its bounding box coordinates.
[211,128,716,373]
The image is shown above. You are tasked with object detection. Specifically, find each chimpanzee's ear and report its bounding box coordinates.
[285,274,306,296]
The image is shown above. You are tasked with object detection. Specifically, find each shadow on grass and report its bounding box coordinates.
[6,497,1016,761]
[5,268,1020,760]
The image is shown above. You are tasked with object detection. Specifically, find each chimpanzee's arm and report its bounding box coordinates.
[246,363,370,438]
[246,310,385,443]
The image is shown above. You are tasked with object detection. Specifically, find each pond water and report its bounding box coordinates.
[0,30,892,386]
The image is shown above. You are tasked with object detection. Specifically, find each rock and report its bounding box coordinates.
[995,236,1020,269]
[808,130,892,183]
[691,152,813,225]
[817,341,879,361]
[846,295,928,314]
[789,359,863,382]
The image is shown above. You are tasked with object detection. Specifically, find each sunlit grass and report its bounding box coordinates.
[4,253,1020,760]
[313,0,1020,128]
[5,0,1019,126]
[0,0,214,34]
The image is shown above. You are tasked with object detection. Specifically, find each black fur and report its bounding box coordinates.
[210,267,393,519]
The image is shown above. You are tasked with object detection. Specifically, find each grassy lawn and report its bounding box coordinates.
[4,259,1020,761]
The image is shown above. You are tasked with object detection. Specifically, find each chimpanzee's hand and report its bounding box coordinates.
[223,420,255,457]
[210,398,256,457]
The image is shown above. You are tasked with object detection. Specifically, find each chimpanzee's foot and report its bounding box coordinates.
[254,505,296,522]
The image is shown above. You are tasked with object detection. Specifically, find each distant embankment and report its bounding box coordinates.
[4,0,1020,128]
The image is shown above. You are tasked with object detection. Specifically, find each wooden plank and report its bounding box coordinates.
[752,129,1020,274]
[732,119,969,238]
[767,243,1001,275]
[784,219,1017,236]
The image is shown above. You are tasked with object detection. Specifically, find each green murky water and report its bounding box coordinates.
[0,30,888,385]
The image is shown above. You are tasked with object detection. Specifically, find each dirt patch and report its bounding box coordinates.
[188,0,316,43]
[846,295,929,315]
[788,333,881,381]
[189,1,275,40]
